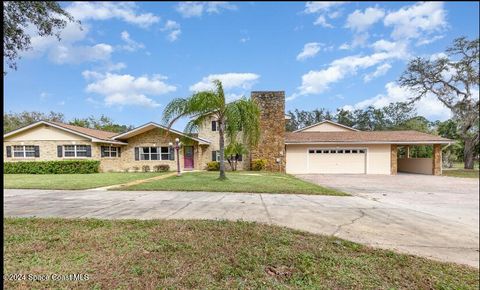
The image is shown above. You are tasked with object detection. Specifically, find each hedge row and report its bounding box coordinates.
[4,160,100,174]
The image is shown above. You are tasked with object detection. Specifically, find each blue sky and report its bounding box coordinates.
[4,2,479,130]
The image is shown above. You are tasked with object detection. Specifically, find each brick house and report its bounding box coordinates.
[3,91,452,175]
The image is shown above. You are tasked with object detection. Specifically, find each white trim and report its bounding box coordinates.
[12,145,36,158]
[63,144,89,158]
[293,120,359,133]
[112,122,211,144]
[286,141,452,145]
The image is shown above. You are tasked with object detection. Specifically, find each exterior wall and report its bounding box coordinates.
[5,124,88,141]
[110,128,203,172]
[285,144,391,174]
[398,158,433,175]
[197,114,248,170]
[250,91,286,172]
[302,123,353,132]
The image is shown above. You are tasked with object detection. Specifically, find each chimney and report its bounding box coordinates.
[250,91,286,172]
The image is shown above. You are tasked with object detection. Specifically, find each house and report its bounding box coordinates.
[3,91,452,175]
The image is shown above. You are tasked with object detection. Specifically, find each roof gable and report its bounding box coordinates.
[294,120,359,133]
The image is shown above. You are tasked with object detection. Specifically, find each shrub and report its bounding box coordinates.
[4,160,100,174]
[251,159,267,171]
[142,165,150,172]
[153,164,170,172]
[123,168,130,173]
[132,166,140,172]
[206,161,220,171]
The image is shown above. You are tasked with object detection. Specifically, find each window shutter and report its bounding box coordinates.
[57,145,63,157]
[169,148,175,160]
[212,150,217,161]
[135,147,139,161]
[86,145,92,157]
[6,146,12,157]
[211,120,216,131]
[34,146,40,157]
[118,147,121,157]
[101,146,106,157]
[237,154,242,161]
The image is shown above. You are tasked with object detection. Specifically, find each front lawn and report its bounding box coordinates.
[124,171,346,195]
[442,169,479,178]
[3,172,167,190]
[4,218,478,289]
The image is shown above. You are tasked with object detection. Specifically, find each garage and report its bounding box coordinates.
[307,148,366,174]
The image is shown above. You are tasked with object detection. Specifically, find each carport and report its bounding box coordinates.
[391,143,447,175]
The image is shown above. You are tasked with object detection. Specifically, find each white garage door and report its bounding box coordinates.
[307,148,366,174]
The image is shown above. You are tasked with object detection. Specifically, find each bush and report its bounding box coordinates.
[153,164,170,172]
[251,159,267,171]
[206,161,220,171]
[142,165,150,172]
[132,166,140,172]
[4,160,100,174]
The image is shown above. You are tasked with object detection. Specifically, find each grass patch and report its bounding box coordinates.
[3,172,167,190]
[443,162,479,178]
[4,218,478,289]
[124,171,346,195]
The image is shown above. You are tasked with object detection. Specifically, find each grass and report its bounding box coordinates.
[124,171,346,195]
[3,172,168,190]
[443,162,479,178]
[4,218,478,289]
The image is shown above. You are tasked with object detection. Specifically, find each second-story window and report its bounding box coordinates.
[211,120,217,131]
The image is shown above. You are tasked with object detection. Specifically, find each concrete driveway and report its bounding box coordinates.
[4,174,479,268]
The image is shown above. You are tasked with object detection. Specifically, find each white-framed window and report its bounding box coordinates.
[102,146,118,157]
[13,145,35,158]
[140,147,170,161]
[64,145,88,157]
[308,148,367,154]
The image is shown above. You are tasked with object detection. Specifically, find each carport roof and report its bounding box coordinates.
[285,130,453,144]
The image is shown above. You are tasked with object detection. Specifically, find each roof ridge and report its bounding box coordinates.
[50,121,118,135]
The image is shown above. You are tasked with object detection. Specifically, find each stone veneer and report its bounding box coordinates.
[390,144,398,175]
[250,91,286,172]
[432,144,442,176]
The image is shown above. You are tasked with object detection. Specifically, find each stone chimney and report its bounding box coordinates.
[250,91,286,172]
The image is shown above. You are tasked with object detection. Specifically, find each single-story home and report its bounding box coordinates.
[3,91,452,175]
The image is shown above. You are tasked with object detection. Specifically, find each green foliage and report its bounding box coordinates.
[251,159,267,171]
[69,115,134,133]
[153,165,170,172]
[4,160,100,174]
[4,1,76,71]
[206,161,220,171]
[4,111,65,133]
[142,165,150,172]
[225,142,248,171]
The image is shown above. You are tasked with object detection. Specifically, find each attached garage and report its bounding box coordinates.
[285,120,452,175]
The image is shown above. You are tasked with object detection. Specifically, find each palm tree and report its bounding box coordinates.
[162,80,260,180]
[225,142,248,171]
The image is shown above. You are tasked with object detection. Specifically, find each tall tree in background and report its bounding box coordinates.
[399,37,479,169]
[69,115,134,133]
[162,80,260,180]
[3,111,64,133]
[4,1,76,71]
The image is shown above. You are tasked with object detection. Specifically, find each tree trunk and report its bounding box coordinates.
[218,119,227,180]
[464,137,476,169]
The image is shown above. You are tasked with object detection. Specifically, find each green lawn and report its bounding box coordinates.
[4,218,478,289]
[3,172,167,190]
[124,171,346,195]
[443,162,479,178]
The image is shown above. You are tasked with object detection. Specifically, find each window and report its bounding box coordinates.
[212,150,222,161]
[211,120,217,131]
[102,146,118,157]
[359,149,366,153]
[330,150,337,153]
[323,150,330,154]
[13,145,36,158]
[345,149,351,153]
[64,145,88,157]
[308,149,315,154]
[352,149,358,153]
[337,149,344,153]
[315,150,322,153]
[140,147,170,161]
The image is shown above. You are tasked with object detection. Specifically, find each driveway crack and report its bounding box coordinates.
[260,194,273,224]
[332,209,366,237]
[166,202,192,219]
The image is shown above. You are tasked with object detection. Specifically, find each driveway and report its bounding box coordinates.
[4,174,479,268]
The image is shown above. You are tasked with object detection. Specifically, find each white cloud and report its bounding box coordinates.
[304,2,345,27]
[339,43,350,50]
[297,43,408,96]
[160,20,181,42]
[84,72,177,108]
[51,43,113,64]
[297,42,322,61]
[416,34,445,46]
[344,82,452,120]
[384,2,447,40]
[120,31,145,51]
[66,2,160,28]
[363,63,392,82]
[240,37,250,43]
[176,2,237,18]
[189,73,260,92]
[346,7,385,32]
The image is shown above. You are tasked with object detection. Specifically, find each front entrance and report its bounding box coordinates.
[184,146,194,169]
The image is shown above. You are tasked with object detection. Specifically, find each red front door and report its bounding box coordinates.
[184,146,194,169]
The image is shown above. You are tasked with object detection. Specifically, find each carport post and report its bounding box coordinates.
[432,144,442,176]
[390,144,397,175]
